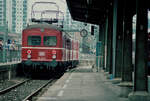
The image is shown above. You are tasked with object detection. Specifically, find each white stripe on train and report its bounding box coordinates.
[22,47,65,50]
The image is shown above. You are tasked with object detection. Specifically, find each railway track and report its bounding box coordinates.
[0,79,30,95]
[23,79,56,101]
[0,79,56,101]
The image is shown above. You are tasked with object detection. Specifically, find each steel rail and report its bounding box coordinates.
[23,68,75,101]
[22,79,56,101]
[0,79,30,95]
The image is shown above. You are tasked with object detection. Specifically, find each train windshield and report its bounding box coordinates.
[44,36,57,46]
[28,36,41,46]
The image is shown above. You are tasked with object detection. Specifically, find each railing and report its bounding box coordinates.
[0,49,21,63]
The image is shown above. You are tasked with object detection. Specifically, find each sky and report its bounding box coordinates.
[27,0,67,22]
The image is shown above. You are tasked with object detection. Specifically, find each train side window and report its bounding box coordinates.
[28,36,41,46]
[44,36,57,46]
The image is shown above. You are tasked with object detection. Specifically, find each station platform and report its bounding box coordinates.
[0,61,21,66]
[37,66,129,101]
[0,61,21,81]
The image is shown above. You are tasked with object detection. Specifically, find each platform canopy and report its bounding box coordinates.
[66,0,137,25]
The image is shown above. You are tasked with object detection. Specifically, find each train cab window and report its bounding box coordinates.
[28,36,41,46]
[44,36,57,46]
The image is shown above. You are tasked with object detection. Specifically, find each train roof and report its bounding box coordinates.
[24,23,78,41]
[25,23,63,31]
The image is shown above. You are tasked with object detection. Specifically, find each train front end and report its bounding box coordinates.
[21,26,63,72]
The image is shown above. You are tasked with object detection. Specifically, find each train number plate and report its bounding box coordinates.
[39,52,45,56]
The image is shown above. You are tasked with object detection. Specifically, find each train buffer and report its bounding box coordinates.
[36,65,129,101]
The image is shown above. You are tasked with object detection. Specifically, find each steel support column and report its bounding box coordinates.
[129,0,150,100]
[115,1,124,78]
[107,8,113,74]
[112,0,118,77]
[134,0,148,92]
[118,1,133,97]
[104,17,109,72]
[122,2,133,83]
[99,25,105,69]
[112,0,123,78]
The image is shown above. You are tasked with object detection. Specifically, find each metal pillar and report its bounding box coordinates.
[118,1,133,97]
[107,9,113,74]
[115,1,124,78]
[112,0,123,78]
[104,17,108,71]
[122,1,132,82]
[129,0,150,100]
[99,25,105,69]
[102,25,106,70]
[134,0,148,92]
[112,0,118,77]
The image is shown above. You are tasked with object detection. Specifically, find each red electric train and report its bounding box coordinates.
[21,23,79,73]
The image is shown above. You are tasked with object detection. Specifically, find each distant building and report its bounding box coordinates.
[6,0,12,31]
[0,0,6,26]
[11,0,27,33]
[0,0,6,40]
[0,0,27,43]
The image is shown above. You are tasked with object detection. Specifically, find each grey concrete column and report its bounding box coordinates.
[128,0,150,101]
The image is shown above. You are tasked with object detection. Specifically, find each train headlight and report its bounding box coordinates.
[52,55,56,59]
[27,50,31,54]
[27,50,31,59]
[27,54,31,59]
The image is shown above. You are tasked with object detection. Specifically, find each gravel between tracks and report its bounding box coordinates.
[0,80,50,101]
[0,78,26,91]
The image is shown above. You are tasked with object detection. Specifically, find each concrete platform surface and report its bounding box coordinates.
[36,66,129,101]
[0,61,21,66]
